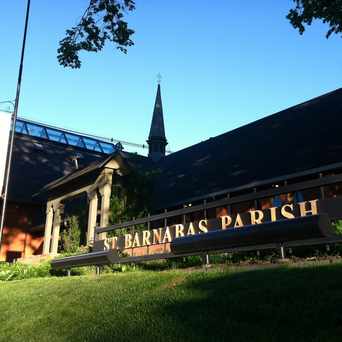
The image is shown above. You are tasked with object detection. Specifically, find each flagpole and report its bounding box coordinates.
[0,0,31,252]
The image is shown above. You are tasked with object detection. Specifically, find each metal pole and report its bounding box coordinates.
[280,245,285,260]
[0,0,31,251]
[205,253,210,266]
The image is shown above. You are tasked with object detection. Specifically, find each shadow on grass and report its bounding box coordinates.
[160,265,342,341]
[71,264,342,342]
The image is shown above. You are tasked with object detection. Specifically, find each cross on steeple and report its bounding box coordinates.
[157,73,162,84]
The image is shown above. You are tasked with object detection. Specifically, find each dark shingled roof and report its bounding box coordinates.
[151,88,342,210]
[9,88,342,213]
[40,150,152,194]
[8,134,106,204]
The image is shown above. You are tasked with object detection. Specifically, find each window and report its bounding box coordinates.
[215,207,229,217]
[259,197,273,210]
[324,182,342,199]
[301,188,321,201]
[231,201,255,215]
[272,192,304,207]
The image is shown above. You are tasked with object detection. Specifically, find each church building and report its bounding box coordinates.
[2,85,342,261]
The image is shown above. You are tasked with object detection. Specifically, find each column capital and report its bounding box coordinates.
[53,202,64,215]
[87,189,98,201]
[103,168,114,176]
[98,183,111,196]
[46,203,53,215]
[50,199,60,209]
[102,168,114,183]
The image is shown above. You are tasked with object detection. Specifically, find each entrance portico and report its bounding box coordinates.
[40,153,126,256]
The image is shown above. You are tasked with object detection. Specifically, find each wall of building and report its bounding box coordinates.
[0,202,44,262]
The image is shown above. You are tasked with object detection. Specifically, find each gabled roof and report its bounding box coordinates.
[9,134,106,204]
[39,150,152,195]
[150,88,342,209]
[39,153,115,194]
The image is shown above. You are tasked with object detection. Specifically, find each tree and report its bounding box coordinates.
[287,0,342,38]
[58,0,135,68]
[58,1,341,69]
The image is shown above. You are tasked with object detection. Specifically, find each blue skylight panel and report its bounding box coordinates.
[101,143,115,154]
[16,119,116,154]
[15,121,25,133]
[46,128,61,142]
[65,133,80,146]
[83,137,97,150]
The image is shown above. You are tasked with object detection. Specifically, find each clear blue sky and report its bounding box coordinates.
[0,1,341,154]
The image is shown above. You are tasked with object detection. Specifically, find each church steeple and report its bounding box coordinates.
[147,83,167,162]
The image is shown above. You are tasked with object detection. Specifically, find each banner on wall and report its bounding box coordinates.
[0,111,12,195]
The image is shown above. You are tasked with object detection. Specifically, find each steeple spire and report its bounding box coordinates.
[147,83,167,162]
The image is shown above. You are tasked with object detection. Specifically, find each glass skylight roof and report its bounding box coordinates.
[15,118,116,154]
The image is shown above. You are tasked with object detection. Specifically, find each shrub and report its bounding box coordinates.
[139,260,170,271]
[60,215,81,253]
[0,262,51,281]
[166,255,203,269]
[50,265,97,277]
[108,263,137,272]
[58,245,89,258]
[332,220,342,235]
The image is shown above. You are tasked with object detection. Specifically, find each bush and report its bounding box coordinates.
[332,220,342,235]
[57,245,89,258]
[139,260,170,271]
[108,263,138,273]
[166,255,203,269]
[60,216,81,253]
[0,262,51,281]
[51,265,97,277]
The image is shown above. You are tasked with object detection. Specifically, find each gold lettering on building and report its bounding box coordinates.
[299,199,318,217]
[269,207,277,222]
[152,228,163,244]
[124,234,133,249]
[104,239,110,250]
[132,232,141,247]
[199,219,208,233]
[250,210,264,225]
[281,204,295,219]
[175,224,185,238]
[111,236,118,249]
[221,215,232,229]
[162,226,172,243]
[187,222,196,235]
[114,200,322,252]
[234,214,244,228]
[142,230,151,246]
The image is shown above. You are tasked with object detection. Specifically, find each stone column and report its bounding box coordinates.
[50,203,62,255]
[43,203,54,255]
[87,191,98,245]
[99,182,111,240]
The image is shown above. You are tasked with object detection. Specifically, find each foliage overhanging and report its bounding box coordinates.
[58,1,341,68]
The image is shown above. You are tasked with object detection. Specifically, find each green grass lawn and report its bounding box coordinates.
[1,262,342,342]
